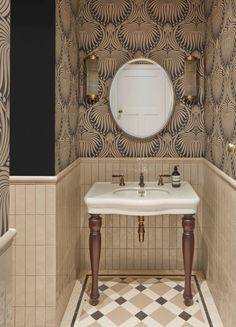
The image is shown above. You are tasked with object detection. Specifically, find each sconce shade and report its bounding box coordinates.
[85,54,99,102]
[184,55,198,101]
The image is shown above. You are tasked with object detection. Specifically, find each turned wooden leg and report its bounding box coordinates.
[89,214,102,305]
[182,214,195,306]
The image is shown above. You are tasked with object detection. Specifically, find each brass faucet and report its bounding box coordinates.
[112,174,125,186]
[158,174,171,186]
[139,172,145,187]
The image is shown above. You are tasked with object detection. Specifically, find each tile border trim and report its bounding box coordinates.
[9,158,80,184]
[9,175,57,184]
[202,158,236,190]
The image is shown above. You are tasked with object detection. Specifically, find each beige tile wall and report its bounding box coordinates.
[9,160,80,327]
[0,229,16,327]
[202,159,236,327]
[79,158,203,272]
[9,181,57,327]
[56,162,80,326]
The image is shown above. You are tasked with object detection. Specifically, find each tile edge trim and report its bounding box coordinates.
[9,158,81,184]
[202,158,236,190]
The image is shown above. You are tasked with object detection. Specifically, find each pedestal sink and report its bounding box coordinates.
[84,181,200,307]
[85,181,199,216]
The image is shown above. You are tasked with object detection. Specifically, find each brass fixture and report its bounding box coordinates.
[85,54,99,103]
[139,172,145,188]
[185,95,196,101]
[112,174,125,186]
[158,174,171,186]
[227,143,236,154]
[138,216,145,243]
[184,55,198,102]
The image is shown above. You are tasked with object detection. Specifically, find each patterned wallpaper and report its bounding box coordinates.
[77,0,206,159]
[0,0,10,236]
[205,0,236,179]
[56,0,80,173]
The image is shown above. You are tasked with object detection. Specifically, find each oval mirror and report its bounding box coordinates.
[109,58,174,139]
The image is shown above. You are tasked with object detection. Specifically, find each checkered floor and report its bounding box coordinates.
[72,275,212,327]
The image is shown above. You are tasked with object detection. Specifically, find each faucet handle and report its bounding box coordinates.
[112,174,125,186]
[119,175,125,186]
[158,174,171,186]
[158,175,163,186]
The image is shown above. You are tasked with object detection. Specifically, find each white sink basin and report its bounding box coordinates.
[113,187,170,199]
[84,182,200,216]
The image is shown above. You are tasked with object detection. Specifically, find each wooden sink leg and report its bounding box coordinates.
[89,214,102,305]
[182,214,195,306]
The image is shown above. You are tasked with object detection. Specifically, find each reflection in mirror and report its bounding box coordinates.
[109,58,174,139]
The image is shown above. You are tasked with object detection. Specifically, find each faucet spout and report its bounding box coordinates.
[139,172,145,188]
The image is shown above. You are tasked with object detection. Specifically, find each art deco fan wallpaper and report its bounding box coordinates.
[205,0,236,178]
[56,0,205,172]
[0,0,9,235]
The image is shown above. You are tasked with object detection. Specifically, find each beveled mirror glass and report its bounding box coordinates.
[109,58,174,139]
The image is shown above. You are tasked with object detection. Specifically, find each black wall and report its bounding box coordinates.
[10,0,55,175]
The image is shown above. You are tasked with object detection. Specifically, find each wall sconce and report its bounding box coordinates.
[184,55,198,102]
[85,54,99,103]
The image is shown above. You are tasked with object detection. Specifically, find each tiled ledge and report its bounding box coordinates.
[202,158,236,190]
[10,157,81,184]
[9,176,57,184]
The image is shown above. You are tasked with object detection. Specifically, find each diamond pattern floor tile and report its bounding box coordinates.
[72,275,213,327]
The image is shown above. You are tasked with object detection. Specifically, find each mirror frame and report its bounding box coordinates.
[109,58,174,139]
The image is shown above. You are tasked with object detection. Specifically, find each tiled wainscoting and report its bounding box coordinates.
[0,229,16,327]
[10,157,236,327]
[56,162,80,326]
[79,158,203,272]
[202,159,236,327]
[9,160,80,327]
[9,178,57,327]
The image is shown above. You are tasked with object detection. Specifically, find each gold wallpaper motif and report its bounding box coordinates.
[205,0,236,178]
[0,0,9,236]
[56,0,80,173]
[77,0,206,159]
